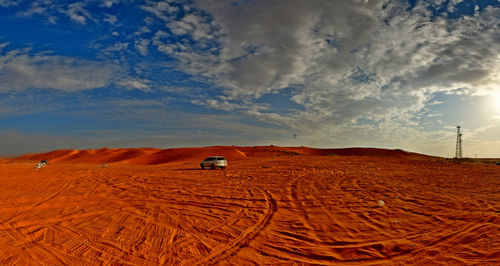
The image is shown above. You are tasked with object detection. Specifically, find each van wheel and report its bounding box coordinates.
[221,166,226,170]
[201,165,204,169]
[211,165,216,170]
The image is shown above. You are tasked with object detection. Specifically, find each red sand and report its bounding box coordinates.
[0,146,498,265]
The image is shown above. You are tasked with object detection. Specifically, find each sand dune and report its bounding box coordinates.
[1,146,498,264]
[17,146,435,165]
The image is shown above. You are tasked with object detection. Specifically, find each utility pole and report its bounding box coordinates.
[455,126,462,159]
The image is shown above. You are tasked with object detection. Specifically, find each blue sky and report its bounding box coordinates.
[1,0,500,157]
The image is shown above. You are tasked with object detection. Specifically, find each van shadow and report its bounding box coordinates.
[174,168,226,171]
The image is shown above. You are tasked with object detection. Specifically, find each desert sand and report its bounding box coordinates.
[0,146,498,265]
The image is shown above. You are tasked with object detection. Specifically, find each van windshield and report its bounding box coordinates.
[204,157,225,161]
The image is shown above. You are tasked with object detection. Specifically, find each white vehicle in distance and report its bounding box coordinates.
[200,156,227,169]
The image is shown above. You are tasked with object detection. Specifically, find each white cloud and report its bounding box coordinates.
[0,42,9,50]
[146,0,500,131]
[11,1,114,25]
[152,30,174,54]
[108,98,166,108]
[14,0,58,23]
[65,2,93,25]
[0,49,121,92]
[191,97,269,112]
[134,38,150,56]
[103,41,129,53]
[427,101,444,106]
[103,14,118,25]
[116,78,151,91]
[134,26,151,36]
[159,85,203,94]
[448,0,464,12]
[141,1,179,21]
[100,0,120,8]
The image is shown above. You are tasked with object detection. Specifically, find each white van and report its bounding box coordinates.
[200,156,227,169]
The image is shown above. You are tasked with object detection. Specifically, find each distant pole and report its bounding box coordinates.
[455,126,462,159]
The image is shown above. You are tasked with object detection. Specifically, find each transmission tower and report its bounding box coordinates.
[455,126,462,159]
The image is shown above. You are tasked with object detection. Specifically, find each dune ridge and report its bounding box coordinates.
[16,146,437,165]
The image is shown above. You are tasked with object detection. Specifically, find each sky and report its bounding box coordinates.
[0,0,500,157]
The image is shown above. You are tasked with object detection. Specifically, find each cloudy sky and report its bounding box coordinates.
[1,0,499,157]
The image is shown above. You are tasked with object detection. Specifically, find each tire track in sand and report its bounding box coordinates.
[0,175,76,265]
[0,177,74,225]
[194,175,277,265]
[87,168,224,264]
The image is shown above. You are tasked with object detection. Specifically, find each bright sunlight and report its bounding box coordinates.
[494,90,500,113]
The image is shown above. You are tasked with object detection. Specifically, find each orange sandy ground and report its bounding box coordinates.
[0,146,499,265]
